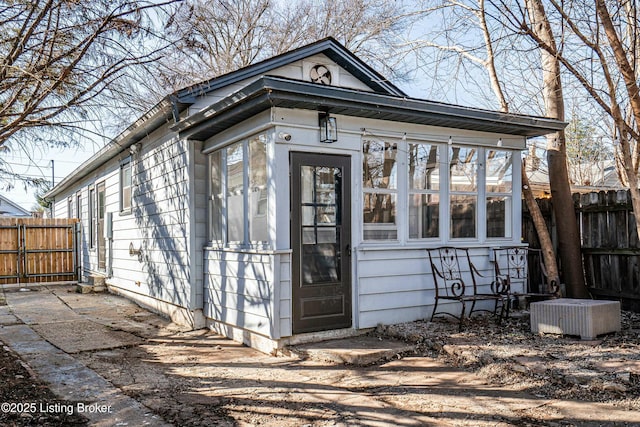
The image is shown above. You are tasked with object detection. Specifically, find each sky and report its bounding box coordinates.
[1,141,101,211]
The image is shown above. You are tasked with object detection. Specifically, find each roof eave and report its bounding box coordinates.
[175,77,566,141]
[45,98,176,199]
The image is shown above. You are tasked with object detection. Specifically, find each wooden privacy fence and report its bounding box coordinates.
[0,218,79,285]
[523,190,640,311]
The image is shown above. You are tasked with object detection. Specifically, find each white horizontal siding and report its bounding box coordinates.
[278,253,292,337]
[204,249,276,338]
[54,127,195,312]
[356,246,497,329]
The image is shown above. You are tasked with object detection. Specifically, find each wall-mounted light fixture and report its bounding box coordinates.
[319,112,337,143]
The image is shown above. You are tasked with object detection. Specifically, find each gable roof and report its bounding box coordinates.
[173,76,567,141]
[175,37,406,102]
[0,194,31,216]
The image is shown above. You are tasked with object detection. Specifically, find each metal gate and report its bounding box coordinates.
[0,218,79,285]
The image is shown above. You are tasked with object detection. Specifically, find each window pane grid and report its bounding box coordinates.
[211,133,269,248]
[363,139,398,240]
[409,142,439,239]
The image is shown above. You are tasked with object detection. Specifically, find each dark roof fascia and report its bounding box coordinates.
[45,98,178,199]
[173,76,567,141]
[175,38,405,103]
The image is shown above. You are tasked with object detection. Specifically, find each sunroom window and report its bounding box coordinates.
[209,133,268,247]
[408,142,439,238]
[226,142,244,243]
[361,135,516,243]
[486,150,512,238]
[449,146,477,239]
[362,139,398,240]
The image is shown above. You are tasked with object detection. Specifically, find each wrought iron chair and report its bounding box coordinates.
[492,246,560,318]
[427,247,504,331]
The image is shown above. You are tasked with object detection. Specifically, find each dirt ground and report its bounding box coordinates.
[0,289,87,426]
[379,312,640,410]
[2,286,640,426]
[0,345,88,426]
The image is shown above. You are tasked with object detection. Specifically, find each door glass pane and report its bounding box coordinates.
[301,166,314,203]
[97,182,106,270]
[301,165,341,284]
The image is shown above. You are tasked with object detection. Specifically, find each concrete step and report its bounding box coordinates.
[76,283,106,294]
[288,335,416,366]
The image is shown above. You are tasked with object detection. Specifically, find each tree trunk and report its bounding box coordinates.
[525,0,589,298]
[522,160,560,290]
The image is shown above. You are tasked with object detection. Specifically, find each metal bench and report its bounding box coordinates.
[491,246,560,317]
[427,247,504,331]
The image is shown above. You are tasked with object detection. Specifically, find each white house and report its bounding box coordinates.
[46,38,565,353]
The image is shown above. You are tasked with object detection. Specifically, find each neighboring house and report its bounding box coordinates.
[46,38,564,353]
[526,158,621,197]
[0,194,31,217]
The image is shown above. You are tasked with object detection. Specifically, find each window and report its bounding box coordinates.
[409,143,440,239]
[76,193,82,220]
[362,135,516,242]
[249,135,268,242]
[120,160,132,212]
[486,150,512,238]
[210,151,223,243]
[209,133,268,247]
[89,188,95,248]
[363,139,398,240]
[68,197,73,219]
[449,146,477,239]
[226,142,244,242]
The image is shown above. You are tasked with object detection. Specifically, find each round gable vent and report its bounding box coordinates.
[309,64,332,85]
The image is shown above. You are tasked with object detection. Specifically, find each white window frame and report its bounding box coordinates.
[485,149,513,239]
[408,142,441,240]
[359,136,516,245]
[208,133,269,249]
[362,138,399,241]
[120,158,132,213]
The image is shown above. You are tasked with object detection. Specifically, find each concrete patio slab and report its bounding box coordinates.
[290,335,415,365]
[0,306,19,325]
[0,324,168,426]
[31,320,142,353]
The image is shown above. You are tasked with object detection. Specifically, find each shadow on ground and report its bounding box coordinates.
[2,285,640,426]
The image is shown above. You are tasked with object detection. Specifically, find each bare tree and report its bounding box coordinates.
[520,0,588,297]
[153,0,414,93]
[0,0,179,188]
[410,0,563,290]
[565,117,613,187]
